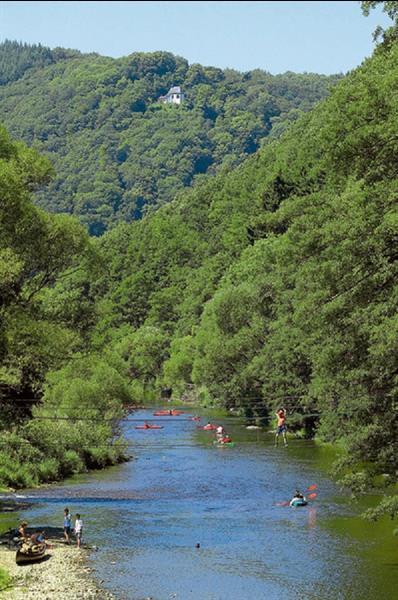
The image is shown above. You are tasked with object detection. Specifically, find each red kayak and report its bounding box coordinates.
[135,425,164,430]
[153,410,184,416]
[197,424,217,430]
[190,416,201,421]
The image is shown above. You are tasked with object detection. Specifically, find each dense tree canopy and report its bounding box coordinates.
[0,42,340,234]
[0,22,397,523]
[88,35,398,518]
[0,127,132,487]
[0,40,81,85]
[361,1,398,40]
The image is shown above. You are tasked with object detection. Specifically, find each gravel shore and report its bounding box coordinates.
[0,542,116,600]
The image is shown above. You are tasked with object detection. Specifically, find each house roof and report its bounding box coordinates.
[158,86,184,102]
[168,86,182,95]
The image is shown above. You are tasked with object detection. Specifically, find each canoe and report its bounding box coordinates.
[153,411,184,416]
[291,499,308,507]
[16,543,46,565]
[198,424,217,430]
[135,425,164,429]
[213,441,235,447]
[189,417,201,421]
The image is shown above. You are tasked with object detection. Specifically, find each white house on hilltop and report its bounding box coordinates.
[159,86,185,105]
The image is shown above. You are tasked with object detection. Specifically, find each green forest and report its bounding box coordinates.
[0,40,340,234]
[0,2,397,524]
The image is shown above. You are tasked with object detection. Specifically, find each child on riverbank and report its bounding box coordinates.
[64,508,72,544]
[74,514,83,548]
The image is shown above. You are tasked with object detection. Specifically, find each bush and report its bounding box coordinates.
[59,450,84,475]
[37,458,59,482]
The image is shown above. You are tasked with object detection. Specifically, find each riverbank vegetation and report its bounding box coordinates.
[0,3,396,520]
[0,128,131,488]
[0,566,11,592]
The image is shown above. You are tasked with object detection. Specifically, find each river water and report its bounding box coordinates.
[2,408,397,599]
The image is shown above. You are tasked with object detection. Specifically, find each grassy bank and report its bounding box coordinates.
[0,566,12,592]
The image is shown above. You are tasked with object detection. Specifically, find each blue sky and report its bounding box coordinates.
[0,1,391,74]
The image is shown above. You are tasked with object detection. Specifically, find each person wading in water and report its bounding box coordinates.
[274,407,288,447]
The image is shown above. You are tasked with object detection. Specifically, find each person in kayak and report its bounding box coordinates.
[274,407,288,447]
[290,490,306,506]
[219,435,233,444]
[216,425,225,442]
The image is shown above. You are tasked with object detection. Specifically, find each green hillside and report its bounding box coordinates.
[0,42,340,234]
[0,5,397,519]
[88,30,397,517]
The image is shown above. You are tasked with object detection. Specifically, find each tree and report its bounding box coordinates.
[361,1,398,41]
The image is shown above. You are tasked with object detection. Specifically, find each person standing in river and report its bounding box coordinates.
[74,513,83,548]
[63,507,72,544]
[274,407,288,447]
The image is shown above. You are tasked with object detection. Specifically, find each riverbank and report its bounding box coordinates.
[0,542,115,599]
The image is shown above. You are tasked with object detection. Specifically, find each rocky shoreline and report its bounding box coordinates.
[0,542,116,600]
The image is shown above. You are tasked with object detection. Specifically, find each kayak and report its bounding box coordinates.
[198,424,217,430]
[189,416,201,421]
[135,425,164,430]
[213,441,235,447]
[153,411,184,416]
[290,499,308,507]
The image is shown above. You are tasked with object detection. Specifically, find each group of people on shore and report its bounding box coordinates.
[18,522,47,545]
[18,508,83,549]
[63,508,83,547]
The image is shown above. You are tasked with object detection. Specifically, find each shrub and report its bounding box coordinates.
[37,458,59,482]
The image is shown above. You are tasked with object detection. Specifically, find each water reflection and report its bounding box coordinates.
[308,507,317,529]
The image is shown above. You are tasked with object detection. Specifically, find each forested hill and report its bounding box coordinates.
[0,40,83,85]
[89,31,397,517]
[1,8,397,520]
[0,41,340,234]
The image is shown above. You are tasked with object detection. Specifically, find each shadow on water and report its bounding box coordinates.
[3,408,398,600]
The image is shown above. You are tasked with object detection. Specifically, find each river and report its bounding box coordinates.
[2,408,397,599]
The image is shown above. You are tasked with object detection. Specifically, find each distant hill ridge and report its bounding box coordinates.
[0,40,341,234]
